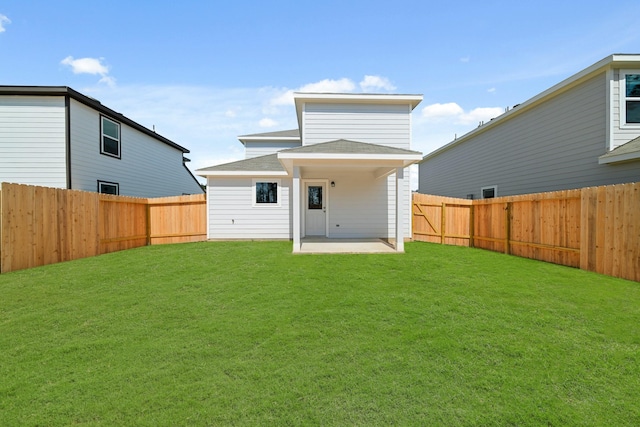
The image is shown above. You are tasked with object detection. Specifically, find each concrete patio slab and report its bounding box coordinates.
[298,238,398,254]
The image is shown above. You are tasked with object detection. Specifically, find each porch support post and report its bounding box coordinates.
[395,167,405,252]
[292,166,301,252]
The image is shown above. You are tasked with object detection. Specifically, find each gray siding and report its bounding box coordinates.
[207,177,292,239]
[302,103,411,149]
[0,95,67,188]
[244,141,301,158]
[419,73,640,198]
[69,100,202,197]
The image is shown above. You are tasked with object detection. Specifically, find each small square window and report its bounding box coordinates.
[252,179,281,207]
[98,180,119,195]
[101,116,121,158]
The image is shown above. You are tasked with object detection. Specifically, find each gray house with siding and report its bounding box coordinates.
[418,54,640,199]
[0,86,203,197]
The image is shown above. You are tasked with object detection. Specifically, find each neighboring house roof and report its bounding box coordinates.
[421,54,640,162]
[196,139,423,177]
[599,136,640,164]
[0,85,190,153]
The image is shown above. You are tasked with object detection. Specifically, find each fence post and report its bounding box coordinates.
[469,203,474,248]
[146,203,152,246]
[441,202,446,244]
[504,202,511,255]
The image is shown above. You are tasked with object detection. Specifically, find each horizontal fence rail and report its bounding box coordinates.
[413,182,639,282]
[0,183,206,273]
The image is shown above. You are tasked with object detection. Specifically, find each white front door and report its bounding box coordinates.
[305,182,326,236]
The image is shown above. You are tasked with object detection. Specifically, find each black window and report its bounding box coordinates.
[101,116,121,158]
[256,182,278,204]
[98,180,119,195]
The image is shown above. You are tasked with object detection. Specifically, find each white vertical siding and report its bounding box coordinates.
[244,141,301,158]
[302,103,411,149]
[385,170,412,239]
[69,100,202,197]
[207,177,292,239]
[0,95,67,188]
[612,68,640,148]
[419,73,640,198]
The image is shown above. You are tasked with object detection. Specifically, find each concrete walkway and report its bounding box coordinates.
[298,238,398,254]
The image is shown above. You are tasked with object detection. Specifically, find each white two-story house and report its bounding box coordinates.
[0,86,203,197]
[197,93,423,252]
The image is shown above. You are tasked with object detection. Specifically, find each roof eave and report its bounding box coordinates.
[196,170,289,177]
[0,85,190,153]
[598,151,640,164]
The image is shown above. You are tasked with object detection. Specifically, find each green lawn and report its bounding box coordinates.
[1,241,638,426]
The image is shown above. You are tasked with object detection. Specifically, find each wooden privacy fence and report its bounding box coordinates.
[0,182,206,273]
[413,182,640,282]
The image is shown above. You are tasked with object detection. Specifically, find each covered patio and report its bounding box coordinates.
[277,140,423,253]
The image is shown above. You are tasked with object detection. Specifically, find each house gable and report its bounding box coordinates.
[294,93,422,149]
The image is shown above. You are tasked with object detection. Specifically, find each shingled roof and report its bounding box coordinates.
[599,136,640,164]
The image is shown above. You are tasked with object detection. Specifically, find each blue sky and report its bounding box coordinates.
[1,1,639,187]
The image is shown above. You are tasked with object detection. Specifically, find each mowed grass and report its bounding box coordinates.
[0,242,638,426]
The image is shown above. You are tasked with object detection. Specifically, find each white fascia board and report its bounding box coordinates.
[598,151,640,164]
[293,92,423,108]
[422,54,640,163]
[278,153,423,161]
[239,136,300,144]
[196,170,289,177]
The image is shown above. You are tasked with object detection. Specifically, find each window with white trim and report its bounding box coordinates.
[252,179,281,207]
[101,116,121,158]
[622,72,640,126]
[481,185,497,199]
[98,180,119,195]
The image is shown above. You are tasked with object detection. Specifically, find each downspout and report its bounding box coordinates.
[65,95,72,189]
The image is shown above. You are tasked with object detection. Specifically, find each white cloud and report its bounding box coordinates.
[421,102,502,125]
[270,78,356,106]
[359,75,396,92]
[61,56,115,86]
[422,102,464,120]
[460,56,470,63]
[259,118,277,128]
[0,14,10,32]
[487,87,496,93]
[459,107,504,125]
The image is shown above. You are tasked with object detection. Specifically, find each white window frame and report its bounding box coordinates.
[100,115,122,158]
[481,185,497,199]
[252,178,281,207]
[98,180,119,195]
[620,71,640,129]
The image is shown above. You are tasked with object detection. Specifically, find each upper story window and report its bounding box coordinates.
[101,116,121,158]
[623,73,640,125]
